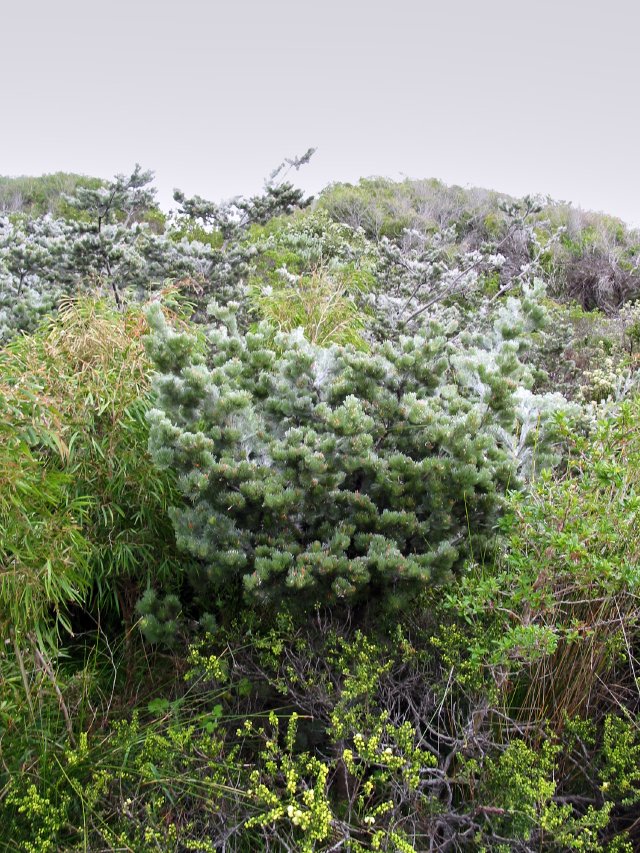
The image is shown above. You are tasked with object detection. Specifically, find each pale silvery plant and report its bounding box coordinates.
[63,163,157,231]
[578,356,639,405]
[0,188,247,335]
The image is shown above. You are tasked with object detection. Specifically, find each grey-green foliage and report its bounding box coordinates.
[363,195,566,345]
[0,159,315,342]
[173,148,315,241]
[0,215,70,338]
[62,163,158,231]
[145,281,568,612]
[244,200,555,353]
[251,209,376,271]
[0,215,211,340]
[0,202,218,342]
[0,165,211,340]
[321,176,640,311]
[135,589,183,647]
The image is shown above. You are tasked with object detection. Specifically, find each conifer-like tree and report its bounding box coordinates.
[146,280,566,613]
[173,149,315,241]
[63,164,157,232]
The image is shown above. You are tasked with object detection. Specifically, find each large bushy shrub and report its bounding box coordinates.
[145,280,566,613]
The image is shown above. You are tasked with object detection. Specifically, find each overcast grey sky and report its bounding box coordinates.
[3,0,640,224]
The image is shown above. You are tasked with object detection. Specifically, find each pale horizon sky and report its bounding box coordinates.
[3,0,640,224]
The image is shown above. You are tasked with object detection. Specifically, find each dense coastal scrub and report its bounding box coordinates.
[1,161,640,851]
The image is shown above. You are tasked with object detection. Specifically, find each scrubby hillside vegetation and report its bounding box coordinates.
[0,173,106,218]
[2,156,640,851]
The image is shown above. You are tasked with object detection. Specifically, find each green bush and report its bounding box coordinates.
[450,400,640,727]
[246,210,377,347]
[145,281,565,615]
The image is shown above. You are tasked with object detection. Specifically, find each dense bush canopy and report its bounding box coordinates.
[146,280,565,610]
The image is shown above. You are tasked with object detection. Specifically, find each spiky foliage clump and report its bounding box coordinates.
[145,280,568,614]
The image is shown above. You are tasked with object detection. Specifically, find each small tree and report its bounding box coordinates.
[64,164,157,232]
[173,149,315,241]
